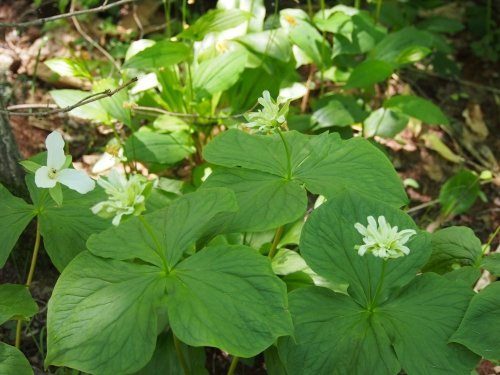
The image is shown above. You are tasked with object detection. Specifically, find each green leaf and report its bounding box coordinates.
[50,89,110,123]
[279,274,478,375]
[166,245,293,357]
[135,331,208,375]
[384,95,449,125]
[87,188,238,269]
[122,41,191,70]
[193,50,247,98]
[481,253,500,276]
[0,184,35,268]
[370,26,433,65]
[279,287,400,375]
[180,8,252,41]
[311,100,360,128]
[396,46,431,65]
[19,160,42,173]
[300,191,430,305]
[345,60,394,88]
[289,21,332,68]
[237,29,291,62]
[44,58,92,79]
[272,249,308,276]
[363,108,409,138]
[49,184,63,206]
[452,282,500,360]
[0,342,33,375]
[93,79,132,127]
[201,168,306,233]
[380,274,479,374]
[439,170,480,216]
[124,130,195,165]
[0,284,38,325]
[46,252,166,374]
[27,177,110,271]
[417,17,464,34]
[423,226,482,275]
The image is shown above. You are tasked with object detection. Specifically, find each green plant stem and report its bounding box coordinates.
[15,219,41,348]
[227,356,240,375]
[370,260,387,310]
[355,0,361,9]
[486,0,492,35]
[173,334,190,375]
[163,0,171,37]
[306,0,313,17]
[268,225,285,259]
[375,0,383,22]
[482,226,499,254]
[276,128,292,180]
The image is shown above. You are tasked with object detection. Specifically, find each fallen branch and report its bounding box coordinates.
[0,0,137,28]
[130,104,258,121]
[0,78,137,117]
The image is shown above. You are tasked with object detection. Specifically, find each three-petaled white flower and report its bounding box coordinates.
[91,169,150,226]
[35,131,95,194]
[354,216,416,260]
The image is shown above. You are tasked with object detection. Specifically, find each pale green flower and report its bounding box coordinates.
[91,169,151,226]
[35,131,95,194]
[354,216,416,260]
[244,90,291,133]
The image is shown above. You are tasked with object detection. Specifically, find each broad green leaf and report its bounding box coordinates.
[311,100,359,128]
[87,188,238,269]
[122,41,191,70]
[380,273,478,374]
[0,284,38,324]
[417,17,464,34]
[193,50,247,98]
[125,39,156,61]
[291,133,408,207]
[481,253,500,276]
[204,130,407,208]
[93,79,132,127]
[264,346,287,375]
[452,282,500,360]
[237,29,291,62]
[153,115,190,133]
[201,168,306,233]
[180,9,252,41]
[272,249,308,276]
[363,108,409,138]
[396,46,431,65]
[135,331,207,375]
[0,184,35,268]
[166,245,293,357]
[300,191,430,306]
[27,177,110,271]
[370,26,433,65]
[439,170,480,216]
[124,130,195,165]
[45,58,92,79]
[384,95,449,125]
[289,21,332,68]
[50,89,110,123]
[423,226,482,274]
[279,287,400,375]
[345,60,394,88]
[0,342,33,375]
[46,252,166,375]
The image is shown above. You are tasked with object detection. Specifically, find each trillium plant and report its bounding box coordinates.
[1,89,497,375]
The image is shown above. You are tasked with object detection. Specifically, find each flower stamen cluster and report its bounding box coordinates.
[354,216,416,260]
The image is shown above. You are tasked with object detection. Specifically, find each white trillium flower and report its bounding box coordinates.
[91,169,150,226]
[354,216,417,260]
[35,131,95,194]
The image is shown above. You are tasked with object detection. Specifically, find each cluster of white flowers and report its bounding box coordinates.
[244,90,291,133]
[91,169,150,226]
[354,216,416,260]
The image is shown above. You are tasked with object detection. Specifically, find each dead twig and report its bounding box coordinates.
[0,0,137,28]
[131,103,258,121]
[0,78,137,117]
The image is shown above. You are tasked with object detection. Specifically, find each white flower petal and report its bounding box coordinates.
[46,131,66,170]
[57,169,95,194]
[35,166,57,188]
[354,223,367,236]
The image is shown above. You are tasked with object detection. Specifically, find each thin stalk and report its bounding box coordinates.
[186,62,193,113]
[173,334,190,375]
[227,356,240,375]
[486,0,492,35]
[268,225,285,259]
[15,219,41,348]
[482,226,499,254]
[375,0,383,22]
[319,0,327,95]
[370,260,387,310]
[163,0,171,37]
[306,0,313,17]
[276,128,292,180]
[355,0,361,9]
